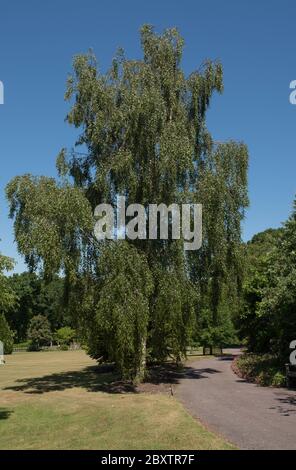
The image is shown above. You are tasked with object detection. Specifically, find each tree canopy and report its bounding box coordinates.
[5,272,69,342]
[238,210,296,360]
[27,315,52,350]
[0,252,16,353]
[0,252,16,314]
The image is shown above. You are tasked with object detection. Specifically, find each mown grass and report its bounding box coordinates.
[235,353,286,387]
[0,350,234,450]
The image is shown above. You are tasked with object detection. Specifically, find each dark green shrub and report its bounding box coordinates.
[236,353,285,387]
[27,315,52,351]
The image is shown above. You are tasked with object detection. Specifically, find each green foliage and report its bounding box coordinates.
[0,253,16,315]
[0,313,14,354]
[245,228,283,272]
[259,203,296,359]
[55,326,76,346]
[238,205,296,364]
[238,258,274,353]
[27,315,52,350]
[87,242,153,380]
[189,141,248,348]
[195,305,238,349]
[236,354,286,387]
[0,251,16,354]
[5,272,40,342]
[150,272,196,363]
[5,273,69,342]
[6,175,93,278]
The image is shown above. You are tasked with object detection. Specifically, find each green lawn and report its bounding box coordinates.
[0,350,234,450]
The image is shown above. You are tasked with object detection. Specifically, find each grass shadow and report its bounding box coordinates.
[0,408,13,420]
[4,361,221,395]
[4,365,136,394]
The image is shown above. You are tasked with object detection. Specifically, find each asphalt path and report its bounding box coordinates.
[176,350,296,449]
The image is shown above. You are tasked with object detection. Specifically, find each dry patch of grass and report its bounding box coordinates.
[0,350,234,450]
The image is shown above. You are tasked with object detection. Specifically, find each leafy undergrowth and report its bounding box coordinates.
[233,353,286,387]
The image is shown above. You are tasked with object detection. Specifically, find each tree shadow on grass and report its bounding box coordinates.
[0,408,13,420]
[4,365,133,394]
[4,362,221,395]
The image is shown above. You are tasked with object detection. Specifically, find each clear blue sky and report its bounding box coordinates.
[0,0,296,272]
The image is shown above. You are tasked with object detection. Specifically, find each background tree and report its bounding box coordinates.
[0,251,16,353]
[236,229,281,352]
[55,326,76,348]
[0,313,14,354]
[27,315,52,350]
[37,276,68,331]
[237,209,296,362]
[5,272,40,342]
[0,252,16,315]
[6,273,69,342]
[259,199,296,359]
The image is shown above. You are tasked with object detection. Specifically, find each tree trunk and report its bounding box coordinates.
[134,336,147,384]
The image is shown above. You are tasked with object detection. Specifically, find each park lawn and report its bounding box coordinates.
[0,350,234,450]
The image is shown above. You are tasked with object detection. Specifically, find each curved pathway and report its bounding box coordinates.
[176,350,296,450]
